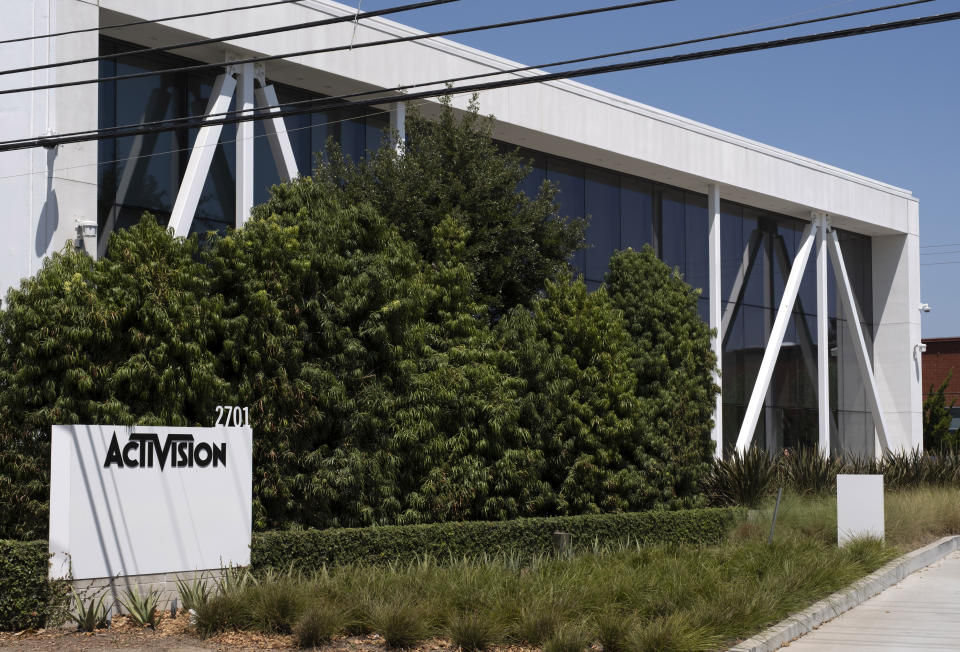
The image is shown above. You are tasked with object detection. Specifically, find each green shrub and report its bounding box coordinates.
[448,610,501,651]
[706,448,778,507]
[250,507,741,571]
[294,603,348,648]
[0,540,65,631]
[923,371,957,451]
[543,622,592,652]
[605,247,718,509]
[370,600,431,648]
[318,95,585,318]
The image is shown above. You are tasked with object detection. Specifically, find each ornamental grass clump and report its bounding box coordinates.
[543,622,592,652]
[447,611,501,651]
[293,603,348,648]
[370,599,432,648]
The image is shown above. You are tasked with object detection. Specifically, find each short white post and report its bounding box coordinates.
[837,474,884,545]
[708,183,722,458]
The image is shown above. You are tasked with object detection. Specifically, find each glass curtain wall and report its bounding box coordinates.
[98,38,387,236]
[514,148,875,456]
[98,37,875,456]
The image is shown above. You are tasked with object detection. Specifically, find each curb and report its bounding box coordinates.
[727,534,960,652]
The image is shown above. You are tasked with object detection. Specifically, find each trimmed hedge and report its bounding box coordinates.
[0,540,63,631]
[251,507,742,570]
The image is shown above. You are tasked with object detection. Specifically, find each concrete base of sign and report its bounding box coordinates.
[837,474,884,545]
[69,567,230,618]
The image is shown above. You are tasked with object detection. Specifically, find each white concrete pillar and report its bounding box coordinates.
[235,62,255,229]
[872,200,923,452]
[390,101,406,154]
[814,211,830,455]
[0,0,98,291]
[708,183,722,458]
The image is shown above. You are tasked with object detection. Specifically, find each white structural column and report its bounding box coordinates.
[735,221,818,453]
[391,101,407,154]
[235,62,255,229]
[720,230,763,342]
[255,82,300,182]
[815,211,831,455]
[827,229,892,454]
[708,184,722,458]
[168,73,237,237]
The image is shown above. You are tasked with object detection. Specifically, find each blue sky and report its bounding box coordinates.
[366,0,960,337]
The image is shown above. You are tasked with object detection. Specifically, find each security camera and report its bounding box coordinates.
[918,343,928,353]
[920,303,931,313]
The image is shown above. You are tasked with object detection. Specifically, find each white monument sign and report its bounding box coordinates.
[836,473,884,546]
[49,424,252,580]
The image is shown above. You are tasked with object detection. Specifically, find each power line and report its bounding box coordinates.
[0,0,461,77]
[0,0,675,97]
[4,8,960,153]
[921,242,960,248]
[921,261,960,266]
[0,0,308,46]
[0,0,938,149]
[920,249,960,256]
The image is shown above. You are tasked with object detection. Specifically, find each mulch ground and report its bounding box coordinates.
[0,611,535,651]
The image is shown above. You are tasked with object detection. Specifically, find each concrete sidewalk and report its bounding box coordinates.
[784,550,960,651]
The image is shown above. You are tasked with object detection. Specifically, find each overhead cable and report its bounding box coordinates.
[0,0,313,46]
[0,0,675,96]
[1,0,932,148]
[0,0,461,77]
[4,8,959,152]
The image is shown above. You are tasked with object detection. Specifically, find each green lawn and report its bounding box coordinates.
[196,487,960,651]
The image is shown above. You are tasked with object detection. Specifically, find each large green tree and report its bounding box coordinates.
[317,96,585,317]
[0,217,226,538]
[605,247,718,502]
[923,371,957,451]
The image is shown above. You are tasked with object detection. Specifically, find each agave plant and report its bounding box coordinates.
[118,585,163,627]
[69,589,111,632]
[176,575,212,612]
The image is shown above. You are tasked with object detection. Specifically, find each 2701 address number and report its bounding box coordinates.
[214,405,250,427]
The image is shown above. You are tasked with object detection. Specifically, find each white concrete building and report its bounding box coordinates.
[0,0,923,456]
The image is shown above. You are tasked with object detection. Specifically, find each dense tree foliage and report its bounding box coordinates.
[606,246,718,502]
[0,101,719,537]
[923,371,957,451]
[0,218,227,538]
[318,96,585,317]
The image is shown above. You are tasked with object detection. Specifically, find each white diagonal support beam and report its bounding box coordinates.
[98,88,172,258]
[826,229,891,455]
[236,63,255,229]
[721,229,764,345]
[708,183,722,458]
[255,83,300,182]
[168,73,236,238]
[815,212,831,455]
[770,232,838,439]
[735,220,818,454]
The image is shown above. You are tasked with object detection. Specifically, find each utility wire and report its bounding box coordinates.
[0,0,308,46]
[4,8,959,152]
[0,0,675,96]
[0,0,461,77]
[921,242,960,248]
[0,0,933,147]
